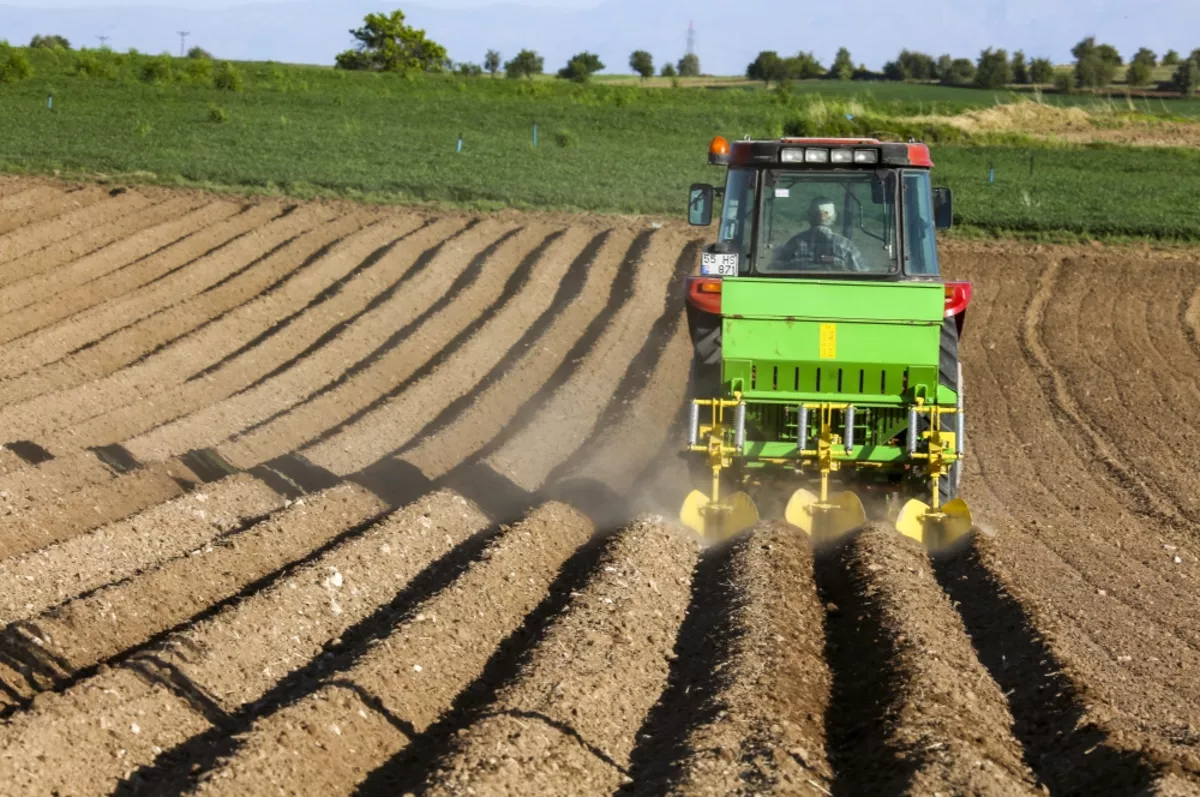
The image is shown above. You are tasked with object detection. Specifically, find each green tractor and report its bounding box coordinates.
[682,135,972,547]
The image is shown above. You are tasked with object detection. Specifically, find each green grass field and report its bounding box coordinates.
[2,47,1199,241]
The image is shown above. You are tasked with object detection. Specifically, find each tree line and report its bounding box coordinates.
[11,12,1200,98]
[747,38,1200,96]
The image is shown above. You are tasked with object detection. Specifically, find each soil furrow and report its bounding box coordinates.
[0,460,201,561]
[0,490,490,797]
[122,217,470,463]
[484,228,686,493]
[628,524,833,796]
[0,185,109,243]
[185,501,595,796]
[285,225,540,450]
[0,484,388,715]
[956,244,1200,768]
[0,474,284,625]
[184,216,433,383]
[0,200,293,389]
[0,195,215,296]
[235,221,589,476]
[419,520,697,796]
[395,228,641,484]
[225,219,550,470]
[815,525,1038,796]
[934,532,1185,796]
[0,185,61,228]
[41,215,426,453]
[0,199,238,342]
[0,208,354,441]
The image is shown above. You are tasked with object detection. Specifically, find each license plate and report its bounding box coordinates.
[701,252,738,276]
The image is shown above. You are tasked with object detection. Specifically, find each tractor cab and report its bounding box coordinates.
[687,136,954,280]
[681,136,972,547]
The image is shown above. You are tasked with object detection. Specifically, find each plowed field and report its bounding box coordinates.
[1,176,1198,796]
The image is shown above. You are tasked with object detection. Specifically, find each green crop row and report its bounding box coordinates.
[1,53,1198,240]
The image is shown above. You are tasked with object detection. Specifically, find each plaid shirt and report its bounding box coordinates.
[773,227,867,272]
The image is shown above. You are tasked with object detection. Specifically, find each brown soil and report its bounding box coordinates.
[188,500,595,796]
[1,183,1199,795]
[816,525,1037,795]
[421,520,699,796]
[639,524,834,796]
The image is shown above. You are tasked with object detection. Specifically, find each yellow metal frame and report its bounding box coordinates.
[687,393,744,508]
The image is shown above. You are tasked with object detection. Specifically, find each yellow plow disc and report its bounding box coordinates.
[680,489,759,541]
[784,488,867,543]
[896,496,973,549]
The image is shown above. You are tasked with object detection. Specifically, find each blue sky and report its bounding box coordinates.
[2,0,1196,73]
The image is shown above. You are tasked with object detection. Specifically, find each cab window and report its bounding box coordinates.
[903,171,940,276]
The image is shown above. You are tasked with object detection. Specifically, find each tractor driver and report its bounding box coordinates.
[771,196,867,272]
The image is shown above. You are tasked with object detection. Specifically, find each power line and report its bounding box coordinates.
[177,30,190,57]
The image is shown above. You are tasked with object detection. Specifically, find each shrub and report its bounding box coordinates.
[138,53,173,84]
[73,49,116,79]
[185,55,213,84]
[0,47,34,83]
[208,105,228,123]
[554,128,577,147]
[214,61,244,91]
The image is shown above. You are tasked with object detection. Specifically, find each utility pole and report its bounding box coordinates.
[97,35,110,49]
[686,20,695,57]
[177,30,190,57]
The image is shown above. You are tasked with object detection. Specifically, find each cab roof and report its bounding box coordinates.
[718,137,934,169]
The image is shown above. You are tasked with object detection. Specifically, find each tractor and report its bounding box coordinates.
[682,135,972,547]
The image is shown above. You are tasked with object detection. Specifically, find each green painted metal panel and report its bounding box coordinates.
[723,320,940,366]
[721,278,945,322]
[743,441,907,462]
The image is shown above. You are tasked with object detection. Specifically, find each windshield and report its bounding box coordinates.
[756,170,899,276]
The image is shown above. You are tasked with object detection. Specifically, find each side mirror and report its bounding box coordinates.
[688,184,714,226]
[933,186,953,229]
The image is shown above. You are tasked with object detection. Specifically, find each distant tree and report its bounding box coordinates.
[629,50,654,80]
[828,47,853,80]
[504,48,543,79]
[746,50,785,85]
[558,51,604,82]
[1162,49,1181,67]
[30,34,70,50]
[934,54,953,81]
[457,61,483,77]
[883,49,936,81]
[660,62,677,78]
[334,10,447,74]
[187,46,213,60]
[1053,72,1074,94]
[677,53,700,77]
[782,51,823,80]
[940,58,976,86]
[1072,36,1121,88]
[1174,56,1200,96]
[484,49,501,76]
[1029,57,1055,84]
[1131,47,1157,67]
[1126,59,1153,86]
[1011,50,1028,84]
[975,47,1011,88]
